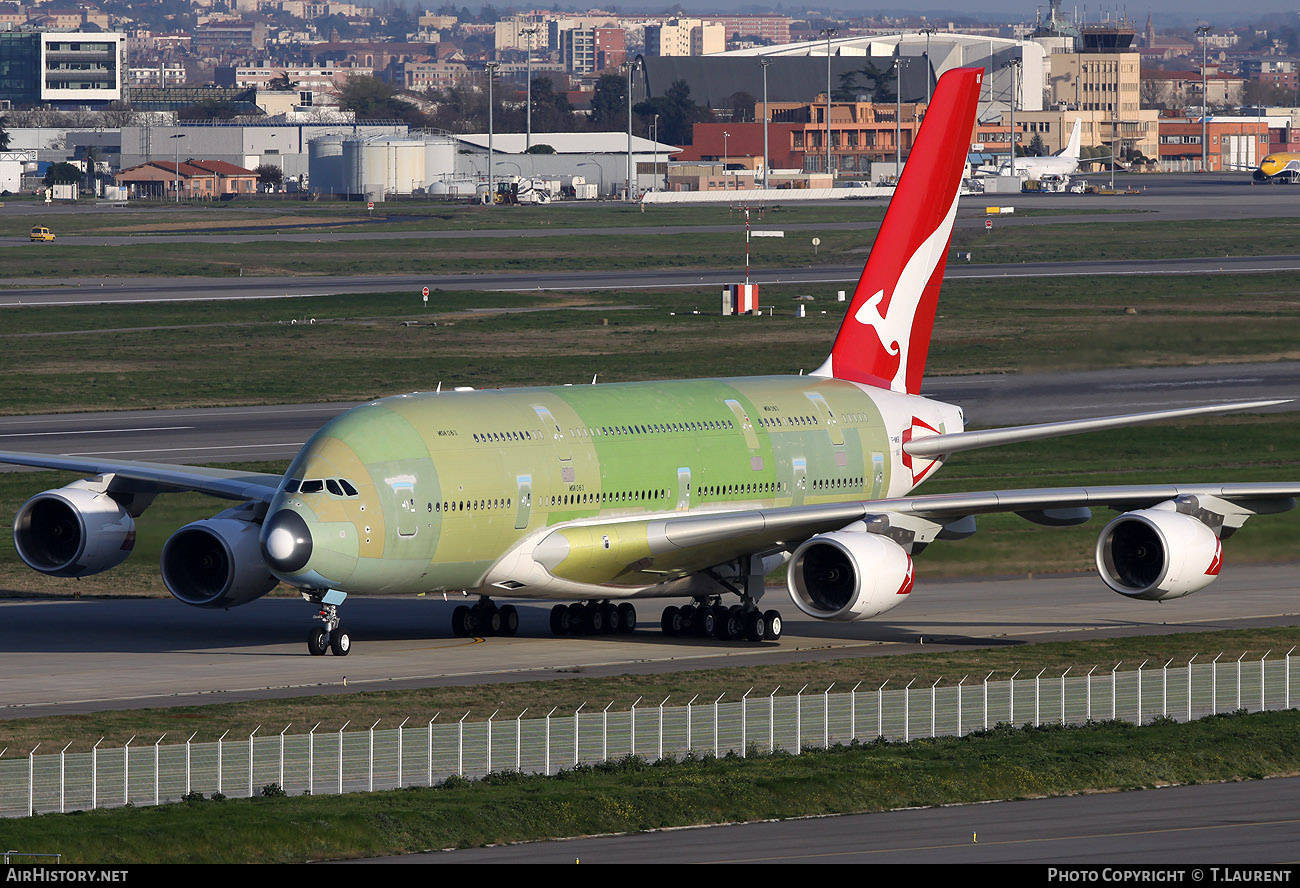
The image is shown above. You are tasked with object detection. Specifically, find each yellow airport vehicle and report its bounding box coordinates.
[29,226,55,242]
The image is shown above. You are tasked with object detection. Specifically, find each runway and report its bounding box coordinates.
[2,563,1296,718]
[0,362,1295,467]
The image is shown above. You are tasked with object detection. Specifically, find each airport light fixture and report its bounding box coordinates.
[919,27,935,106]
[624,57,641,200]
[759,58,771,187]
[170,133,185,204]
[820,28,837,180]
[1005,57,1022,177]
[577,159,603,196]
[522,26,541,152]
[722,130,730,190]
[893,58,903,171]
[1195,24,1211,172]
[652,113,660,192]
[485,61,500,198]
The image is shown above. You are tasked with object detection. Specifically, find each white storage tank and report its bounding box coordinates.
[343,136,427,196]
[307,135,345,195]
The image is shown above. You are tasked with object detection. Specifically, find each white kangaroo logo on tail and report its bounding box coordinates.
[853,193,961,392]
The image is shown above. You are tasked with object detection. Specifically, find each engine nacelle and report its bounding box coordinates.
[161,517,279,609]
[13,483,135,578]
[787,530,915,621]
[1095,506,1222,601]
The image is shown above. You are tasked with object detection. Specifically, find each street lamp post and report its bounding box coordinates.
[485,61,499,201]
[894,58,903,172]
[522,26,540,153]
[722,130,730,191]
[1006,57,1022,176]
[820,27,837,180]
[920,27,935,106]
[759,58,770,188]
[624,57,641,200]
[577,159,603,197]
[652,113,660,192]
[1196,24,1211,172]
[170,133,185,203]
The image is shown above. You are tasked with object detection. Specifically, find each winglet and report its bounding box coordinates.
[811,67,982,395]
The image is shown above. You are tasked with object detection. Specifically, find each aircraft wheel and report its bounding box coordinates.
[567,602,585,632]
[763,609,783,641]
[744,610,767,642]
[549,604,569,636]
[617,603,637,633]
[308,627,329,656]
[584,602,605,634]
[452,605,475,637]
[482,605,502,636]
[602,602,619,634]
[330,625,351,656]
[723,608,745,641]
[499,605,519,637]
[660,606,679,636]
[693,606,715,638]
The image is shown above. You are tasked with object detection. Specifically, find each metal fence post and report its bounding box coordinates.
[397,718,408,787]
[1212,653,1222,713]
[484,712,496,775]
[903,679,914,742]
[92,738,101,810]
[184,734,195,797]
[216,731,226,797]
[249,725,260,798]
[1286,648,1295,710]
[155,733,166,806]
[1261,651,1271,712]
[1086,666,1096,722]
[457,713,468,778]
[687,695,697,754]
[1035,668,1045,727]
[336,722,349,795]
[545,708,557,776]
[1111,664,1120,720]
[124,736,134,806]
[823,683,835,748]
[983,674,991,731]
[427,714,438,786]
[957,676,967,736]
[1060,668,1071,724]
[659,697,669,761]
[60,742,71,814]
[879,681,889,738]
[630,697,641,758]
[931,678,941,737]
[768,688,778,752]
[1237,652,1247,711]
[1008,671,1020,726]
[602,702,611,763]
[714,694,724,758]
[280,724,291,790]
[29,743,39,817]
[741,689,752,755]
[1187,656,1196,722]
[850,682,862,741]
[309,722,319,795]
[796,685,807,752]
[574,703,585,767]
[1137,661,1147,724]
[515,710,526,772]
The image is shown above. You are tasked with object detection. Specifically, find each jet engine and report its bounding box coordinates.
[161,517,279,609]
[1095,505,1222,601]
[13,483,135,578]
[787,530,914,621]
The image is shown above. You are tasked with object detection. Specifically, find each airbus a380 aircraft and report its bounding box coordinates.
[4,69,1296,656]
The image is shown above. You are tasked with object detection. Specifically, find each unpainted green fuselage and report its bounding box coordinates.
[266,374,962,599]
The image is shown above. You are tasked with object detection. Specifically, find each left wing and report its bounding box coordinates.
[0,450,282,502]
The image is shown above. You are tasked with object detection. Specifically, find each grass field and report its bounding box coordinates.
[4,270,1300,413]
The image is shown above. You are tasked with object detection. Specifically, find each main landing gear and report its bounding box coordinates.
[548,600,637,636]
[660,598,782,643]
[304,590,351,656]
[451,596,520,638]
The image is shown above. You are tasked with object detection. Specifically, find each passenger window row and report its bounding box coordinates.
[757,415,820,428]
[811,477,864,491]
[698,481,785,497]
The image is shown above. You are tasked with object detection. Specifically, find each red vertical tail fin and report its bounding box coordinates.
[813,67,982,394]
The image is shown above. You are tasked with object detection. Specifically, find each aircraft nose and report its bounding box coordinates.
[262,509,313,573]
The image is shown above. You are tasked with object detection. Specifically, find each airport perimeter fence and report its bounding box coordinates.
[1,650,1296,818]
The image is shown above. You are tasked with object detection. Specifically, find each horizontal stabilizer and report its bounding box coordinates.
[903,400,1291,459]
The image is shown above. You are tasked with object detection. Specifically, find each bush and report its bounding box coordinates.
[260,783,287,798]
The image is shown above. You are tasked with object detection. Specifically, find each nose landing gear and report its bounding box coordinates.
[304,589,351,656]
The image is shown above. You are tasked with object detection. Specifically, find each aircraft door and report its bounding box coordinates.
[391,480,418,538]
[676,467,692,511]
[532,405,571,461]
[870,452,885,499]
[791,457,806,507]
[514,474,532,530]
[724,399,760,450]
[805,393,844,446]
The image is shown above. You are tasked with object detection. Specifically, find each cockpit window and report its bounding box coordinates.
[284,479,302,494]
[325,479,343,496]
[339,479,358,497]
[300,480,325,494]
